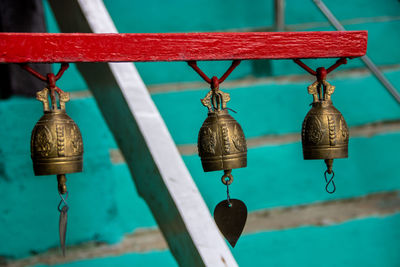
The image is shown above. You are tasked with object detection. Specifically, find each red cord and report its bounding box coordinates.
[293,58,347,81]
[21,63,69,92]
[187,60,241,89]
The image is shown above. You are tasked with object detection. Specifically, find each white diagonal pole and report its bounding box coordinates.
[48,1,238,266]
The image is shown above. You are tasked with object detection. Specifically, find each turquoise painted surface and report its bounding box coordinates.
[153,69,400,145]
[35,213,400,267]
[0,97,156,258]
[272,20,400,76]
[103,0,273,33]
[34,250,177,267]
[1,1,399,266]
[186,132,400,212]
[285,0,400,25]
[233,213,400,267]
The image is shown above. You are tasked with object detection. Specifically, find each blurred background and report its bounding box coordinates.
[1,0,400,266]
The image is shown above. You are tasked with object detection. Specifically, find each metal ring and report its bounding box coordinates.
[221,173,233,185]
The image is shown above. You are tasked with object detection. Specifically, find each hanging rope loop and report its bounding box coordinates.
[316,67,327,82]
[21,63,69,92]
[293,57,347,80]
[211,76,219,90]
[187,60,241,90]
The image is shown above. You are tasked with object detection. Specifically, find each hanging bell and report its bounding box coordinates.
[31,88,83,192]
[197,82,248,248]
[197,87,247,172]
[31,87,83,256]
[301,79,349,192]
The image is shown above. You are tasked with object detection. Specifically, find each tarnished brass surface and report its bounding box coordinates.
[301,80,349,160]
[197,84,247,172]
[57,174,67,195]
[214,199,247,248]
[31,88,83,176]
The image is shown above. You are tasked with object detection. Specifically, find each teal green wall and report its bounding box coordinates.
[1,0,400,266]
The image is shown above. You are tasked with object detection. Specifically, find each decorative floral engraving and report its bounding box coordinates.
[305,117,323,144]
[70,125,83,154]
[199,127,217,154]
[56,125,65,156]
[232,124,246,152]
[34,125,53,157]
[340,117,349,141]
[221,125,230,153]
[328,115,336,146]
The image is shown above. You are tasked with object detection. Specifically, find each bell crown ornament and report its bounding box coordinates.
[31,88,83,177]
[197,83,247,172]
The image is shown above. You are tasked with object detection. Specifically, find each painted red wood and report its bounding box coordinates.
[0,31,367,63]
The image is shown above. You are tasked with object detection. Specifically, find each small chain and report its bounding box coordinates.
[226,183,231,206]
[221,170,233,206]
[221,170,234,185]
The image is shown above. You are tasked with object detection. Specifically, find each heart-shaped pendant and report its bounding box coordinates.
[213,199,247,247]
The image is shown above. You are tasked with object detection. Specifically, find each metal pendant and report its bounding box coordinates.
[31,87,83,255]
[59,204,68,256]
[302,80,349,193]
[214,199,247,248]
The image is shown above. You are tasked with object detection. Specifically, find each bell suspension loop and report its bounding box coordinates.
[295,59,349,194]
[24,63,83,256]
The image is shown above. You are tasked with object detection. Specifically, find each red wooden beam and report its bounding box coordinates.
[0,31,367,63]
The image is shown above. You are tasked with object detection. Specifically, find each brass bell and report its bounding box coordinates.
[31,88,83,194]
[197,87,247,172]
[301,79,349,193]
[188,61,248,247]
[197,81,248,248]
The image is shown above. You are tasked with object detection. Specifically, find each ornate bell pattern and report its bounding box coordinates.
[301,79,348,193]
[31,88,83,177]
[198,109,247,172]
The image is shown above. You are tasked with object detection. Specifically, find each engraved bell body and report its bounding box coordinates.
[31,89,83,176]
[301,99,348,160]
[198,109,247,172]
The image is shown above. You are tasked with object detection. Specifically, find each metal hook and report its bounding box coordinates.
[58,191,69,212]
[324,170,336,194]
